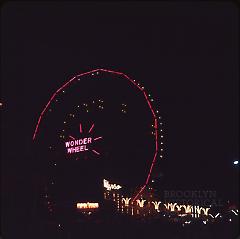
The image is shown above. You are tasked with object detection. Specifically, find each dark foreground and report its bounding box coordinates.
[3,210,239,239]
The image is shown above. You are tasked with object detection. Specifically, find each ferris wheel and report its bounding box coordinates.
[33,69,164,213]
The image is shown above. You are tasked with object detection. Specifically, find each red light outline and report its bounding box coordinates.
[92,149,100,155]
[88,123,95,133]
[79,123,83,133]
[94,136,103,141]
[32,68,161,201]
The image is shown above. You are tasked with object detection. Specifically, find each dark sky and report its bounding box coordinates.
[1,1,239,225]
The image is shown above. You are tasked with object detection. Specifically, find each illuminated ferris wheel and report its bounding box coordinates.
[33,69,164,213]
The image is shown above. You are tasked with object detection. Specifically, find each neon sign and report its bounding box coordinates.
[103,179,122,191]
[64,123,103,155]
[77,202,99,209]
[65,137,92,154]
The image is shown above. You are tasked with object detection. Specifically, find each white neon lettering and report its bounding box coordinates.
[66,145,89,154]
[103,179,122,190]
[77,202,99,209]
[65,137,93,148]
[65,137,95,154]
[88,138,92,143]
[65,142,71,147]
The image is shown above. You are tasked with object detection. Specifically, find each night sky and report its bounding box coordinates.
[1,1,239,232]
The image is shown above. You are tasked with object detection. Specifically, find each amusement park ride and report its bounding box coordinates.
[32,69,227,221]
